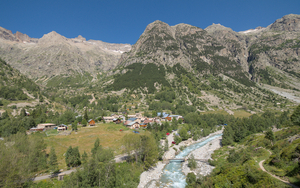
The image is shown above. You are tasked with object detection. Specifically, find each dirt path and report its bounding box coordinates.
[89,93,97,105]
[32,168,77,181]
[33,152,131,182]
[259,150,299,188]
[22,89,35,99]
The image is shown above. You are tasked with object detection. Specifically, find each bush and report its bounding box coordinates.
[186,172,197,187]
[174,135,182,145]
[188,154,197,169]
[82,119,87,127]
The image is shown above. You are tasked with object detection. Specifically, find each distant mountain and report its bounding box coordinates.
[0,14,299,93]
[114,14,300,91]
[0,27,131,83]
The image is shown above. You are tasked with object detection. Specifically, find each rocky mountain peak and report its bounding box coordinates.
[205,23,233,33]
[0,26,16,41]
[14,31,35,43]
[76,35,86,40]
[72,35,86,43]
[143,20,172,35]
[269,14,300,32]
[38,31,67,44]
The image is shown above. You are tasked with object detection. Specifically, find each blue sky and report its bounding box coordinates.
[1,0,299,44]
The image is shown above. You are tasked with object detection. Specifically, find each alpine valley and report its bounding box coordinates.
[1,13,300,188]
[1,14,300,115]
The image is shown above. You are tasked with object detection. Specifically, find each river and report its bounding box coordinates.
[158,134,222,188]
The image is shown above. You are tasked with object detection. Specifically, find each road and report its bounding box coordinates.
[33,153,131,181]
[32,168,77,181]
[258,149,299,188]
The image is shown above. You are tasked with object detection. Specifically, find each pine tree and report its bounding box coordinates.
[65,146,81,167]
[72,120,78,131]
[72,147,81,166]
[84,107,88,121]
[20,108,26,117]
[92,138,100,156]
[49,147,58,172]
[164,139,168,152]
[65,146,73,167]
[265,129,275,145]
[82,119,87,127]
[291,105,300,126]
[82,151,88,164]
[39,95,44,102]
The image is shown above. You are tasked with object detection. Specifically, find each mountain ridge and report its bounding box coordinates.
[115,14,300,92]
[0,28,131,80]
[0,14,299,93]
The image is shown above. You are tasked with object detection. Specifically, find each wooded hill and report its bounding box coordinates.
[185,106,300,187]
[0,58,40,101]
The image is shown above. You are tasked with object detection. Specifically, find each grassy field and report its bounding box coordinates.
[43,123,145,169]
[201,109,252,118]
[232,110,252,118]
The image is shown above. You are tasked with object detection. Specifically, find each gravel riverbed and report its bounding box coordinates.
[138,130,223,188]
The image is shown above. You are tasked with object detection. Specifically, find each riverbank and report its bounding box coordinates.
[138,129,223,188]
[182,135,222,176]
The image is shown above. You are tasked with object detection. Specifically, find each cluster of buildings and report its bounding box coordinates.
[27,123,69,134]
[103,112,183,129]
[26,112,183,134]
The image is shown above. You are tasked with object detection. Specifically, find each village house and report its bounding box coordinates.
[57,124,68,131]
[124,117,137,126]
[103,116,114,123]
[37,123,56,130]
[88,119,95,126]
[126,121,140,129]
[143,118,153,124]
[140,123,147,128]
[168,115,184,121]
[103,114,125,123]
[128,113,142,119]
[113,118,122,124]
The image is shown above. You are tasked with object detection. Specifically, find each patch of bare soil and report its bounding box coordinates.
[263,84,300,103]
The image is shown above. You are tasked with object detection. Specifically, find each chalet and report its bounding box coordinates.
[113,118,122,124]
[126,121,140,129]
[140,123,147,128]
[57,124,68,131]
[88,119,95,126]
[157,112,169,119]
[128,113,142,119]
[37,123,56,130]
[168,115,183,121]
[103,116,114,123]
[124,117,142,125]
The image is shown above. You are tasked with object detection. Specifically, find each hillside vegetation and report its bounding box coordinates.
[0,58,40,101]
[186,105,300,187]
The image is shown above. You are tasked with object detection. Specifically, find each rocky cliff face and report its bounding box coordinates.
[0,14,299,91]
[0,29,131,79]
[117,14,300,90]
[119,20,252,85]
